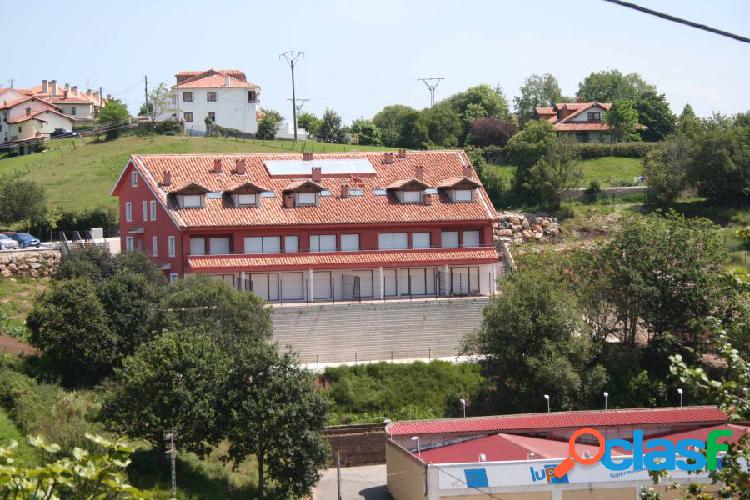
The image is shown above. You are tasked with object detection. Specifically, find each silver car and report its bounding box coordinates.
[0,234,19,250]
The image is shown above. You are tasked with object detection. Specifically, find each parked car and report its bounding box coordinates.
[0,234,19,250]
[8,232,41,248]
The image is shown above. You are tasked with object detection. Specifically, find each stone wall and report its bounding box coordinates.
[494,212,561,245]
[0,249,61,278]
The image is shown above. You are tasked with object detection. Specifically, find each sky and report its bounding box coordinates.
[2,0,749,123]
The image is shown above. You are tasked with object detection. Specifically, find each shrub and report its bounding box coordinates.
[575,142,654,159]
[583,180,602,204]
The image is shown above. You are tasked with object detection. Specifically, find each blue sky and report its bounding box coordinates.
[2,0,749,123]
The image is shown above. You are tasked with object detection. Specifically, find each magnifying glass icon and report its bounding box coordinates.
[553,427,606,478]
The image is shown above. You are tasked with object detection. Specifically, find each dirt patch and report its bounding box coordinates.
[0,335,37,357]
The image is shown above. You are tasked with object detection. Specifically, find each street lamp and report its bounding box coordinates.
[543,394,550,413]
[459,398,467,418]
[411,436,421,459]
[677,388,683,407]
[603,392,609,411]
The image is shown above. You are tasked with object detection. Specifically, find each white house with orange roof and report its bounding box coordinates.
[164,69,261,136]
[536,100,614,143]
[17,80,107,121]
[0,88,73,144]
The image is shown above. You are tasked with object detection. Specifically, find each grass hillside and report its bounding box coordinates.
[0,136,393,213]
[489,156,643,188]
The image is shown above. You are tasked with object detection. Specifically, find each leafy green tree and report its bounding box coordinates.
[421,104,462,147]
[605,99,640,142]
[643,134,692,206]
[463,263,606,413]
[104,330,230,455]
[506,120,557,201]
[442,84,510,144]
[27,278,119,385]
[690,120,750,205]
[577,69,655,102]
[97,99,130,140]
[466,118,516,147]
[297,112,321,137]
[524,137,582,210]
[224,344,329,500]
[635,90,676,142]
[398,108,429,149]
[256,109,283,140]
[317,108,345,143]
[55,246,164,286]
[158,275,272,350]
[350,119,382,146]
[144,82,176,122]
[373,104,418,147]
[677,104,702,138]
[514,73,564,125]
[0,179,47,229]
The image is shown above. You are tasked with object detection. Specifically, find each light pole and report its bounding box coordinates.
[459,398,467,418]
[543,394,550,413]
[677,388,683,407]
[603,392,609,410]
[411,436,421,459]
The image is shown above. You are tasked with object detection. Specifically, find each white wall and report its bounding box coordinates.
[175,87,258,135]
[569,105,607,122]
[55,103,94,120]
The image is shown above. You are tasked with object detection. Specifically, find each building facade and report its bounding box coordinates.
[18,80,106,121]
[164,69,261,136]
[111,150,501,303]
[0,89,73,144]
[536,101,614,143]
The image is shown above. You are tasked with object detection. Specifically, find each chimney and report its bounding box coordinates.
[64,83,70,91]
[397,148,407,158]
[415,165,424,181]
[161,170,172,186]
[71,85,78,95]
[576,95,583,103]
[340,184,349,198]
[423,193,432,206]
[462,164,472,178]
[63,90,68,99]
[224,74,231,87]
[50,80,57,96]
[383,152,395,164]
[303,151,314,161]
[311,167,322,182]
[41,80,48,93]
[212,158,223,174]
[86,88,92,96]
[25,107,31,116]
[235,159,247,174]
[284,194,294,208]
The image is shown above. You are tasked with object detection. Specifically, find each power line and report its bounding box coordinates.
[418,77,445,107]
[601,0,750,43]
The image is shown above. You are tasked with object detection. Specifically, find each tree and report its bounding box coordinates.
[257,109,283,140]
[677,104,702,138]
[158,274,272,350]
[442,84,510,144]
[224,344,329,500]
[297,112,321,137]
[145,82,176,122]
[690,120,750,205]
[524,137,582,210]
[643,134,692,206]
[506,120,557,201]
[605,99,640,142]
[317,108,345,143]
[466,118,516,147]
[97,99,129,140]
[27,278,119,385]
[373,105,417,147]
[55,246,164,286]
[104,330,230,455]
[463,263,605,413]
[577,69,655,102]
[420,104,462,148]
[635,90,676,142]
[514,73,564,125]
[0,179,47,229]
[398,108,429,149]
[350,119,382,146]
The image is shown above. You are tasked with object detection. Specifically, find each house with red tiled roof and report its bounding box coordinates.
[111,150,502,302]
[0,88,73,144]
[18,80,107,121]
[161,68,261,136]
[536,99,615,143]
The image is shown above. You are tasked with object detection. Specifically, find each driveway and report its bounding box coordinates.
[313,464,391,500]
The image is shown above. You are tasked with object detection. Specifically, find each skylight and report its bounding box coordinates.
[206,192,223,199]
[264,159,376,176]
[260,191,276,198]
[373,188,387,196]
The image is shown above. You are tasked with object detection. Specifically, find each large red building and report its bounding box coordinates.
[111,150,501,303]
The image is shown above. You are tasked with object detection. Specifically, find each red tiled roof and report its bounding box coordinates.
[387,407,728,436]
[120,151,498,228]
[174,69,259,89]
[543,101,615,133]
[187,247,500,272]
[0,96,33,109]
[7,108,73,124]
[176,69,247,81]
[535,106,555,115]
[553,122,612,132]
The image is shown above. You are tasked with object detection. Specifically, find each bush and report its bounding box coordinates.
[136,120,182,136]
[583,180,602,204]
[575,142,655,159]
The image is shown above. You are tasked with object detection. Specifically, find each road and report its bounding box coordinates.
[313,464,391,500]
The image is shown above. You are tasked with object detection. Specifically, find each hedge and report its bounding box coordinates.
[575,142,656,159]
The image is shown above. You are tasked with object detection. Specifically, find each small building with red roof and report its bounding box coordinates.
[535,99,617,143]
[0,88,73,144]
[111,149,502,302]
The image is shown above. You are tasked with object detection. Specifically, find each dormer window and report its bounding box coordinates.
[282,180,324,208]
[587,111,601,121]
[169,182,209,209]
[437,177,481,203]
[297,192,317,205]
[237,193,256,206]
[451,189,474,202]
[180,195,203,208]
[223,181,267,208]
[399,191,422,204]
[386,178,429,204]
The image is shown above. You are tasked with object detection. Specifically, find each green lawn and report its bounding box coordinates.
[488,156,644,188]
[0,135,393,213]
[0,408,39,465]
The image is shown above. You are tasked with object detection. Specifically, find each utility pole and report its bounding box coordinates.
[418,77,445,107]
[336,451,342,500]
[287,97,310,115]
[279,50,304,141]
[99,86,103,108]
[164,430,177,499]
[144,75,149,114]
[8,79,14,89]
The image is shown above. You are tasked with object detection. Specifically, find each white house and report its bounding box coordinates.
[18,80,106,121]
[536,100,615,143]
[0,89,73,144]
[166,69,261,136]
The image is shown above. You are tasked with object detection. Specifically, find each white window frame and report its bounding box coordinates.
[452,189,473,202]
[169,273,179,283]
[442,231,459,248]
[310,234,337,252]
[378,232,408,250]
[180,194,202,208]
[412,232,431,249]
[125,202,132,222]
[168,236,176,257]
[341,234,360,252]
[142,201,148,222]
[244,236,281,254]
[284,235,299,253]
[236,193,257,207]
[462,230,480,248]
[149,200,157,220]
[130,171,138,187]
[399,190,422,204]
[126,236,134,253]
[296,192,317,206]
[152,236,158,257]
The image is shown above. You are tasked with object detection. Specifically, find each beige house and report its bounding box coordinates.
[0,89,73,144]
[17,80,108,121]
